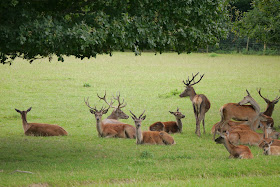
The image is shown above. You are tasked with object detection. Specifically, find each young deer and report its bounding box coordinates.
[262,140,280,156]
[97,91,129,124]
[259,139,280,148]
[130,110,175,145]
[213,90,260,140]
[15,107,68,136]
[84,98,135,138]
[149,108,185,133]
[215,131,253,159]
[180,72,210,137]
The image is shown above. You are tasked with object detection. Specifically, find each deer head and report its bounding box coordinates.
[130,110,146,128]
[97,91,129,119]
[257,88,280,116]
[238,89,260,113]
[169,107,185,119]
[179,72,204,98]
[84,97,109,121]
[263,140,274,155]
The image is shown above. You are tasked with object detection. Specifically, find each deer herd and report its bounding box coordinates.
[15,73,280,159]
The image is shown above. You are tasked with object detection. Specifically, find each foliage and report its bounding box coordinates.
[158,89,181,98]
[234,0,280,47]
[0,0,230,64]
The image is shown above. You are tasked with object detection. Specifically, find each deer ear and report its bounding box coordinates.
[141,115,146,121]
[27,107,32,112]
[169,111,174,114]
[274,100,279,104]
[90,109,95,114]
[269,140,274,145]
[15,109,21,113]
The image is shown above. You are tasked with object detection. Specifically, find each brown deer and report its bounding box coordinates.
[149,107,185,133]
[15,107,68,136]
[130,110,175,145]
[257,88,279,117]
[211,121,251,134]
[97,91,129,124]
[213,90,261,140]
[223,120,278,146]
[259,139,280,148]
[262,140,280,156]
[215,131,253,159]
[179,72,210,137]
[84,98,135,138]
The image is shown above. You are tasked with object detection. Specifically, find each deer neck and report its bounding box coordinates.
[21,113,30,132]
[136,126,143,144]
[107,110,118,120]
[248,99,260,113]
[263,105,274,117]
[96,119,104,137]
[189,88,197,101]
[223,138,235,155]
[176,118,183,132]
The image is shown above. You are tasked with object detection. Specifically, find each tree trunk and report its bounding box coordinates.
[246,37,250,52]
[263,42,267,55]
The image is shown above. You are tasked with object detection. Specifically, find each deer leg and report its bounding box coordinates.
[202,119,206,134]
[196,118,201,137]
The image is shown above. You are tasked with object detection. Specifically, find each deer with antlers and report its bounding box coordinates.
[180,72,211,137]
[257,88,279,117]
[15,107,68,136]
[149,107,185,133]
[130,110,175,145]
[213,90,263,140]
[84,97,135,138]
[215,131,253,159]
[97,91,129,125]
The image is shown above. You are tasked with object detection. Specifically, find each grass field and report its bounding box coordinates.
[0,53,280,186]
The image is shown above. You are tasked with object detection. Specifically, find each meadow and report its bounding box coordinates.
[0,53,280,186]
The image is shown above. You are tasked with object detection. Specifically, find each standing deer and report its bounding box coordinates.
[215,131,253,159]
[149,107,185,133]
[179,72,210,137]
[84,97,135,138]
[130,110,175,145]
[262,140,280,156]
[97,91,129,124]
[15,107,68,136]
[213,90,260,140]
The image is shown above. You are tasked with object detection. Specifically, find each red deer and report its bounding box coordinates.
[97,91,129,124]
[213,90,261,139]
[149,107,185,133]
[15,107,68,136]
[130,110,175,145]
[257,88,279,117]
[223,120,278,146]
[215,131,253,159]
[262,140,280,156]
[179,72,210,137]
[211,121,251,134]
[84,98,136,138]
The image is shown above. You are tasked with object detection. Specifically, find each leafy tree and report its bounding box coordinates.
[235,0,280,53]
[0,0,229,64]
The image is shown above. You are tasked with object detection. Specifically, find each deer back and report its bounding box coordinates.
[149,121,165,131]
[25,123,68,136]
[220,103,257,121]
[102,123,135,138]
[162,121,180,133]
[142,131,175,145]
[228,130,262,146]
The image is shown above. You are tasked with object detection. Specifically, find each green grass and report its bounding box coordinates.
[0,52,280,186]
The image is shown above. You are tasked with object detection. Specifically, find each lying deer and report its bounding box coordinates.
[180,72,210,137]
[214,90,261,140]
[211,121,251,134]
[262,140,280,156]
[259,139,280,148]
[222,120,278,146]
[15,107,68,136]
[215,131,253,159]
[149,108,185,133]
[85,98,135,138]
[130,110,175,145]
[97,91,129,124]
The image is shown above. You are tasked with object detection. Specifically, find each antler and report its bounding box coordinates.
[97,91,114,108]
[113,92,127,108]
[84,97,97,111]
[182,72,204,87]
[257,88,270,103]
[129,110,146,120]
[246,89,251,96]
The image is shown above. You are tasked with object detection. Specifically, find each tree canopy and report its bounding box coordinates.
[0,0,229,64]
